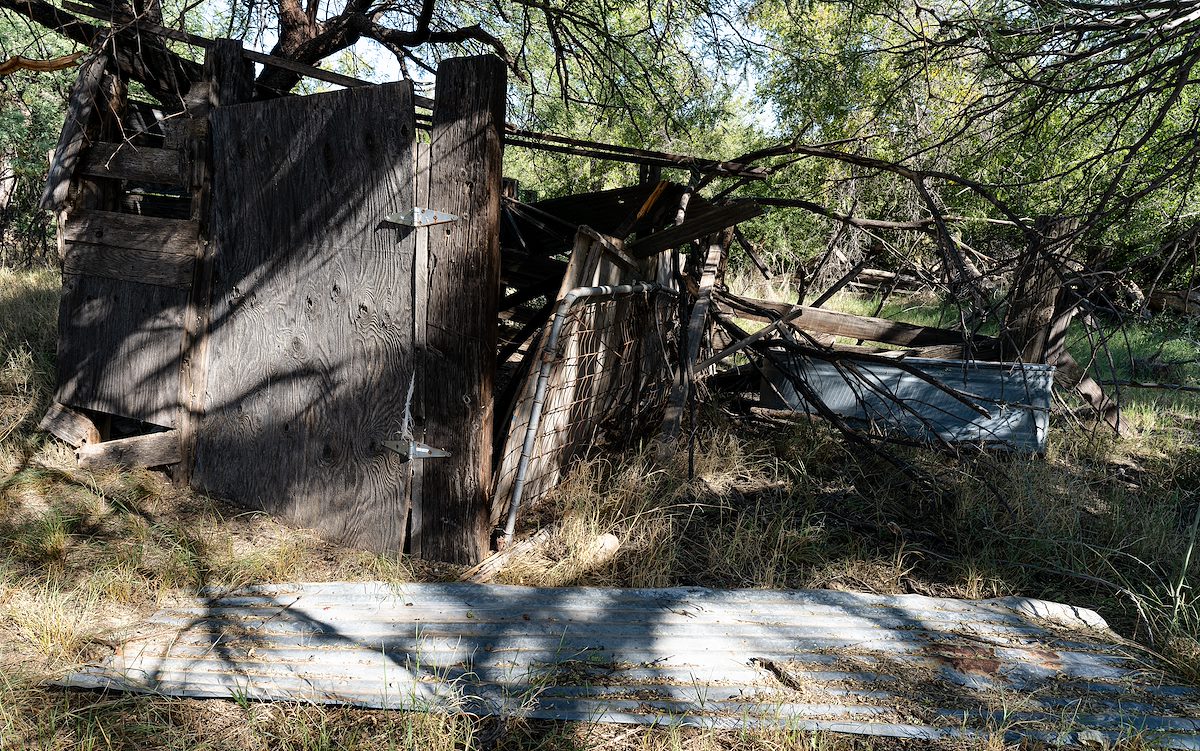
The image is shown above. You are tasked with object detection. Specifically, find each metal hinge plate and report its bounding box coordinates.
[383,207,459,227]
[383,438,451,461]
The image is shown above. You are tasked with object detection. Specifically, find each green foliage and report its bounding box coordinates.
[0,19,77,267]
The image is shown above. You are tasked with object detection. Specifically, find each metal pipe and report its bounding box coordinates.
[503,282,667,544]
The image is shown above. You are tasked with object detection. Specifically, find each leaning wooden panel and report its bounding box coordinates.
[192,81,418,555]
[55,274,187,428]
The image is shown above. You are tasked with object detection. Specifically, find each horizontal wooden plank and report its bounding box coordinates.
[38,402,100,447]
[63,242,195,288]
[722,294,983,348]
[629,202,764,258]
[79,142,184,185]
[62,210,198,254]
[76,429,180,469]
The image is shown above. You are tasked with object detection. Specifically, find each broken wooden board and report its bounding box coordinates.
[76,429,180,469]
[38,402,100,447]
[63,583,1200,747]
[723,293,981,349]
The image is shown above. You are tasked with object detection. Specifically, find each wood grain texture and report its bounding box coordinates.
[178,39,252,485]
[38,402,101,447]
[79,142,184,185]
[724,294,975,348]
[55,274,187,427]
[416,56,506,564]
[409,139,431,557]
[62,210,198,254]
[77,429,180,469]
[62,241,194,288]
[193,81,418,555]
[40,53,108,210]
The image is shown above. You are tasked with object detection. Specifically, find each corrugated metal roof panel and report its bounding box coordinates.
[63,583,1200,747]
[761,354,1054,453]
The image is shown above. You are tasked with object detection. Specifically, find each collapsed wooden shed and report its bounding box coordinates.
[36,29,771,564]
[37,21,1125,567]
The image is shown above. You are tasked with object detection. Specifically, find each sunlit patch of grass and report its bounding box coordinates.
[0,579,101,665]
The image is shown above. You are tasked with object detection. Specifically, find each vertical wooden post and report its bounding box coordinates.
[178,39,254,483]
[415,55,506,564]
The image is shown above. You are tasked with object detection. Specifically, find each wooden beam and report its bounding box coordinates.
[505,128,770,179]
[417,55,506,564]
[578,225,639,272]
[723,293,977,348]
[38,402,100,447]
[696,306,806,371]
[62,209,199,254]
[40,52,108,210]
[628,201,764,258]
[76,430,180,469]
[733,226,772,280]
[79,142,184,185]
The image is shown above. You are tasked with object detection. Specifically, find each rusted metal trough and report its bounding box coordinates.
[64,583,1200,746]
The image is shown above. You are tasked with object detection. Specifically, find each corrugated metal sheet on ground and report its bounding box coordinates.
[762,354,1055,453]
[63,583,1200,747]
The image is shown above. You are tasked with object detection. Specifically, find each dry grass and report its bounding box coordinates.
[2,267,1199,749]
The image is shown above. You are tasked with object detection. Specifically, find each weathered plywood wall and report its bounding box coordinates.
[191,81,418,553]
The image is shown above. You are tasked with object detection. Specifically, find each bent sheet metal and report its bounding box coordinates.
[63,583,1200,747]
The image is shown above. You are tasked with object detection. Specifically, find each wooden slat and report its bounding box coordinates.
[38,402,101,447]
[416,56,506,565]
[629,202,764,258]
[79,142,184,185]
[62,242,194,288]
[724,294,975,348]
[40,53,108,210]
[76,430,180,469]
[408,139,432,557]
[62,209,198,254]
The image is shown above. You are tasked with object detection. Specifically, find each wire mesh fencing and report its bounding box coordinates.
[493,285,676,532]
